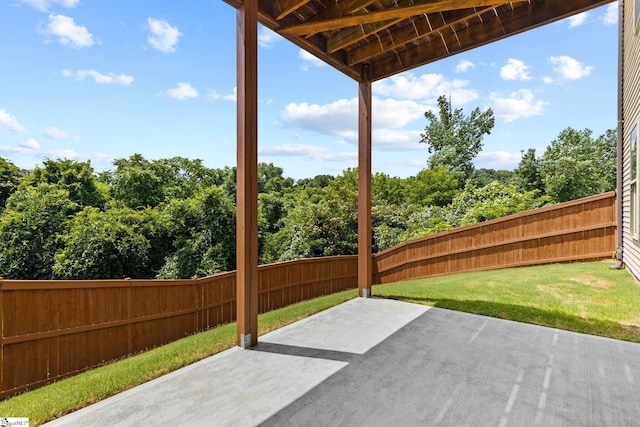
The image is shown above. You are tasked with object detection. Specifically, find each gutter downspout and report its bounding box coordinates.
[612,0,624,270]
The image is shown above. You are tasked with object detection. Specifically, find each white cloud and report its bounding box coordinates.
[490,89,547,122]
[147,18,181,53]
[0,138,113,168]
[299,49,326,71]
[542,76,555,84]
[549,55,593,80]
[474,151,523,170]
[21,138,40,150]
[0,110,27,133]
[281,98,357,137]
[0,139,41,155]
[373,97,428,129]
[43,127,79,140]
[165,82,198,100]
[455,60,475,73]
[601,3,618,25]
[500,59,532,81]
[280,96,427,151]
[258,27,281,48]
[21,0,79,12]
[282,97,426,136]
[38,14,93,48]
[208,87,237,102]
[567,12,589,28]
[62,69,134,85]
[373,72,479,105]
[371,128,424,151]
[259,144,357,162]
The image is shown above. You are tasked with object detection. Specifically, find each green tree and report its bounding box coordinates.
[258,162,294,194]
[296,174,334,189]
[0,184,78,279]
[394,181,549,244]
[512,149,544,193]
[22,158,107,208]
[53,207,160,279]
[420,95,494,182]
[154,157,224,200]
[105,154,173,208]
[405,167,459,207]
[0,157,22,210]
[158,186,236,278]
[278,169,359,259]
[470,168,513,188]
[372,172,407,206]
[398,205,454,242]
[105,154,224,208]
[449,181,549,226]
[540,127,616,203]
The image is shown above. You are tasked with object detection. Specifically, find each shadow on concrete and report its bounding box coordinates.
[259,306,640,427]
[253,342,360,363]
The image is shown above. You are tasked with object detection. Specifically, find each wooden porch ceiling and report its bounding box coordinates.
[222,0,612,82]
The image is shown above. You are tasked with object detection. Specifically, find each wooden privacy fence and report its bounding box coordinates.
[0,192,617,399]
[0,256,358,399]
[373,192,617,284]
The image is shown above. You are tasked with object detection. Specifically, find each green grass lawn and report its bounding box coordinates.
[3,261,640,425]
[374,261,640,343]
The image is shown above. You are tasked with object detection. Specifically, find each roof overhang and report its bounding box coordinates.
[222,0,613,82]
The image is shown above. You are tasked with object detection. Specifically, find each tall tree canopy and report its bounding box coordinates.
[420,95,495,182]
[539,127,616,202]
[22,159,107,208]
[53,207,161,279]
[0,157,22,210]
[512,148,545,194]
[0,184,78,279]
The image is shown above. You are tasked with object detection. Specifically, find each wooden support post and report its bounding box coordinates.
[358,66,373,298]
[236,0,259,348]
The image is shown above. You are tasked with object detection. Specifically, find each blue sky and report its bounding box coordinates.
[0,0,619,180]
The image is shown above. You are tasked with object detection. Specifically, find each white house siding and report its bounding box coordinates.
[622,0,640,280]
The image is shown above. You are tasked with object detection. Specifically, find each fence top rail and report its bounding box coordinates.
[255,254,358,272]
[0,255,361,288]
[0,277,197,291]
[374,191,616,258]
[195,270,237,283]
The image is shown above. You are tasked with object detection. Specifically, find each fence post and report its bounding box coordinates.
[196,277,203,333]
[125,277,132,355]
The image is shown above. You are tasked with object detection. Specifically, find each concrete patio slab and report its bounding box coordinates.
[45,297,640,426]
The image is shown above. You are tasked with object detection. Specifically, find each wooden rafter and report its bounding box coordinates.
[219,0,610,82]
[368,0,612,80]
[280,0,510,36]
[309,0,379,23]
[327,18,402,53]
[346,6,498,65]
[274,0,311,20]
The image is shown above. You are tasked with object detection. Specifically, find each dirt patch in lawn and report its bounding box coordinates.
[570,275,615,289]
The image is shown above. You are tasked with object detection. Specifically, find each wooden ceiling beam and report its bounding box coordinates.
[327,18,402,53]
[281,0,510,36]
[274,0,312,20]
[312,0,378,22]
[369,0,613,81]
[347,6,497,65]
